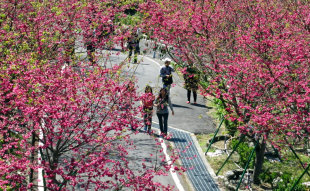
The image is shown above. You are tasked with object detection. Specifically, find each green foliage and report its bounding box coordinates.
[275,172,306,191]
[0,178,18,191]
[212,98,238,136]
[260,162,309,191]
[231,139,255,168]
[119,14,142,26]
[259,168,280,189]
[224,119,238,136]
[114,3,142,27]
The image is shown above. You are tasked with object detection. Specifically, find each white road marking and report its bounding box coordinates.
[38,122,44,191]
[159,136,185,191]
[144,56,162,67]
[142,55,187,190]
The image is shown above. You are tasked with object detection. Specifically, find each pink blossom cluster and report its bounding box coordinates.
[140,0,310,147]
[0,0,183,190]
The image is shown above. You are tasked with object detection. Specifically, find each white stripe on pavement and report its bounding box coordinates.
[159,137,185,191]
[38,122,44,191]
[144,56,186,190]
[144,56,161,67]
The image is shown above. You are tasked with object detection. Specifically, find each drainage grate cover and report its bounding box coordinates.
[152,124,220,191]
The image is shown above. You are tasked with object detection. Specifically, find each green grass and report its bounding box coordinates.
[196,133,214,152]
[263,151,310,183]
[206,154,239,176]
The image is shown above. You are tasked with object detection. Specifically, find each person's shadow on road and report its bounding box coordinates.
[152,133,187,143]
[172,104,191,109]
[172,103,212,109]
[191,103,212,109]
[166,137,187,143]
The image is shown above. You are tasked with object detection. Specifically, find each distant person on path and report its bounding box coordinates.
[154,88,174,137]
[141,85,155,134]
[160,58,174,93]
[127,32,140,64]
[184,66,199,104]
[85,29,96,65]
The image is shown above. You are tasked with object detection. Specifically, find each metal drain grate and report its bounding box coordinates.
[152,123,220,191]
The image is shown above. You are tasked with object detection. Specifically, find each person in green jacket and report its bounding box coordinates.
[184,66,200,104]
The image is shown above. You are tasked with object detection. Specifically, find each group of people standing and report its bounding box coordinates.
[141,58,199,138]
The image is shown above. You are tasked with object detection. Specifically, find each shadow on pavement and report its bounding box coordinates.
[172,104,192,109]
[104,47,122,51]
[166,137,187,143]
[191,103,211,109]
[150,133,187,143]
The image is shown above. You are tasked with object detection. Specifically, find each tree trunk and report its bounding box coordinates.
[253,140,266,185]
[29,132,36,188]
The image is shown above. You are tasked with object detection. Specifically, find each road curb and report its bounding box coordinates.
[190,133,225,191]
[169,140,196,191]
[143,55,221,190]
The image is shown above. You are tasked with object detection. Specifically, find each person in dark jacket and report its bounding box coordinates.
[184,66,199,104]
[85,29,96,65]
[127,33,140,63]
[160,58,174,94]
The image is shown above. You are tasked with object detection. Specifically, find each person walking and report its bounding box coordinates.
[85,29,96,65]
[154,88,174,138]
[184,66,199,104]
[141,85,155,134]
[127,33,140,64]
[160,58,174,93]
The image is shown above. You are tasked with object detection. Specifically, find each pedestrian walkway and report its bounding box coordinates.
[152,123,220,191]
[103,46,221,190]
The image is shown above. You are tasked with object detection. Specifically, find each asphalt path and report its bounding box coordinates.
[135,39,216,134]
[94,49,182,190]
[72,41,218,190]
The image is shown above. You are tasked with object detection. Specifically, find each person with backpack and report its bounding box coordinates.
[85,29,96,65]
[154,88,174,138]
[160,58,174,94]
[141,85,155,134]
[127,32,140,64]
[184,66,200,104]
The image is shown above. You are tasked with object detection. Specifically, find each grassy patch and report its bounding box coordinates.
[262,151,310,183]
[206,154,239,176]
[196,133,214,152]
[195,96,240,176]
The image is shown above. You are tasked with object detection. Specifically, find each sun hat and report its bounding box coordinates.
[162,57,172,63]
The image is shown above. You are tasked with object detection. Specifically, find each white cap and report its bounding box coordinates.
[162,57,172,63]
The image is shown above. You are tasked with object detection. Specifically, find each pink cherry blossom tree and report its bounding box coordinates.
[0,0,180,190]
[140,0,309,184]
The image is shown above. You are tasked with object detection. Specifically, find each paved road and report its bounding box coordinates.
[94,49,183,190]
[135,39,217,134]
[74,42,220,190]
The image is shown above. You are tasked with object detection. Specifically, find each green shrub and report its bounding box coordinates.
[259,168,280,189]
[231,139,255,168]
[212,98,238,136]
[275,172,307,191]
[259,169,307,191]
